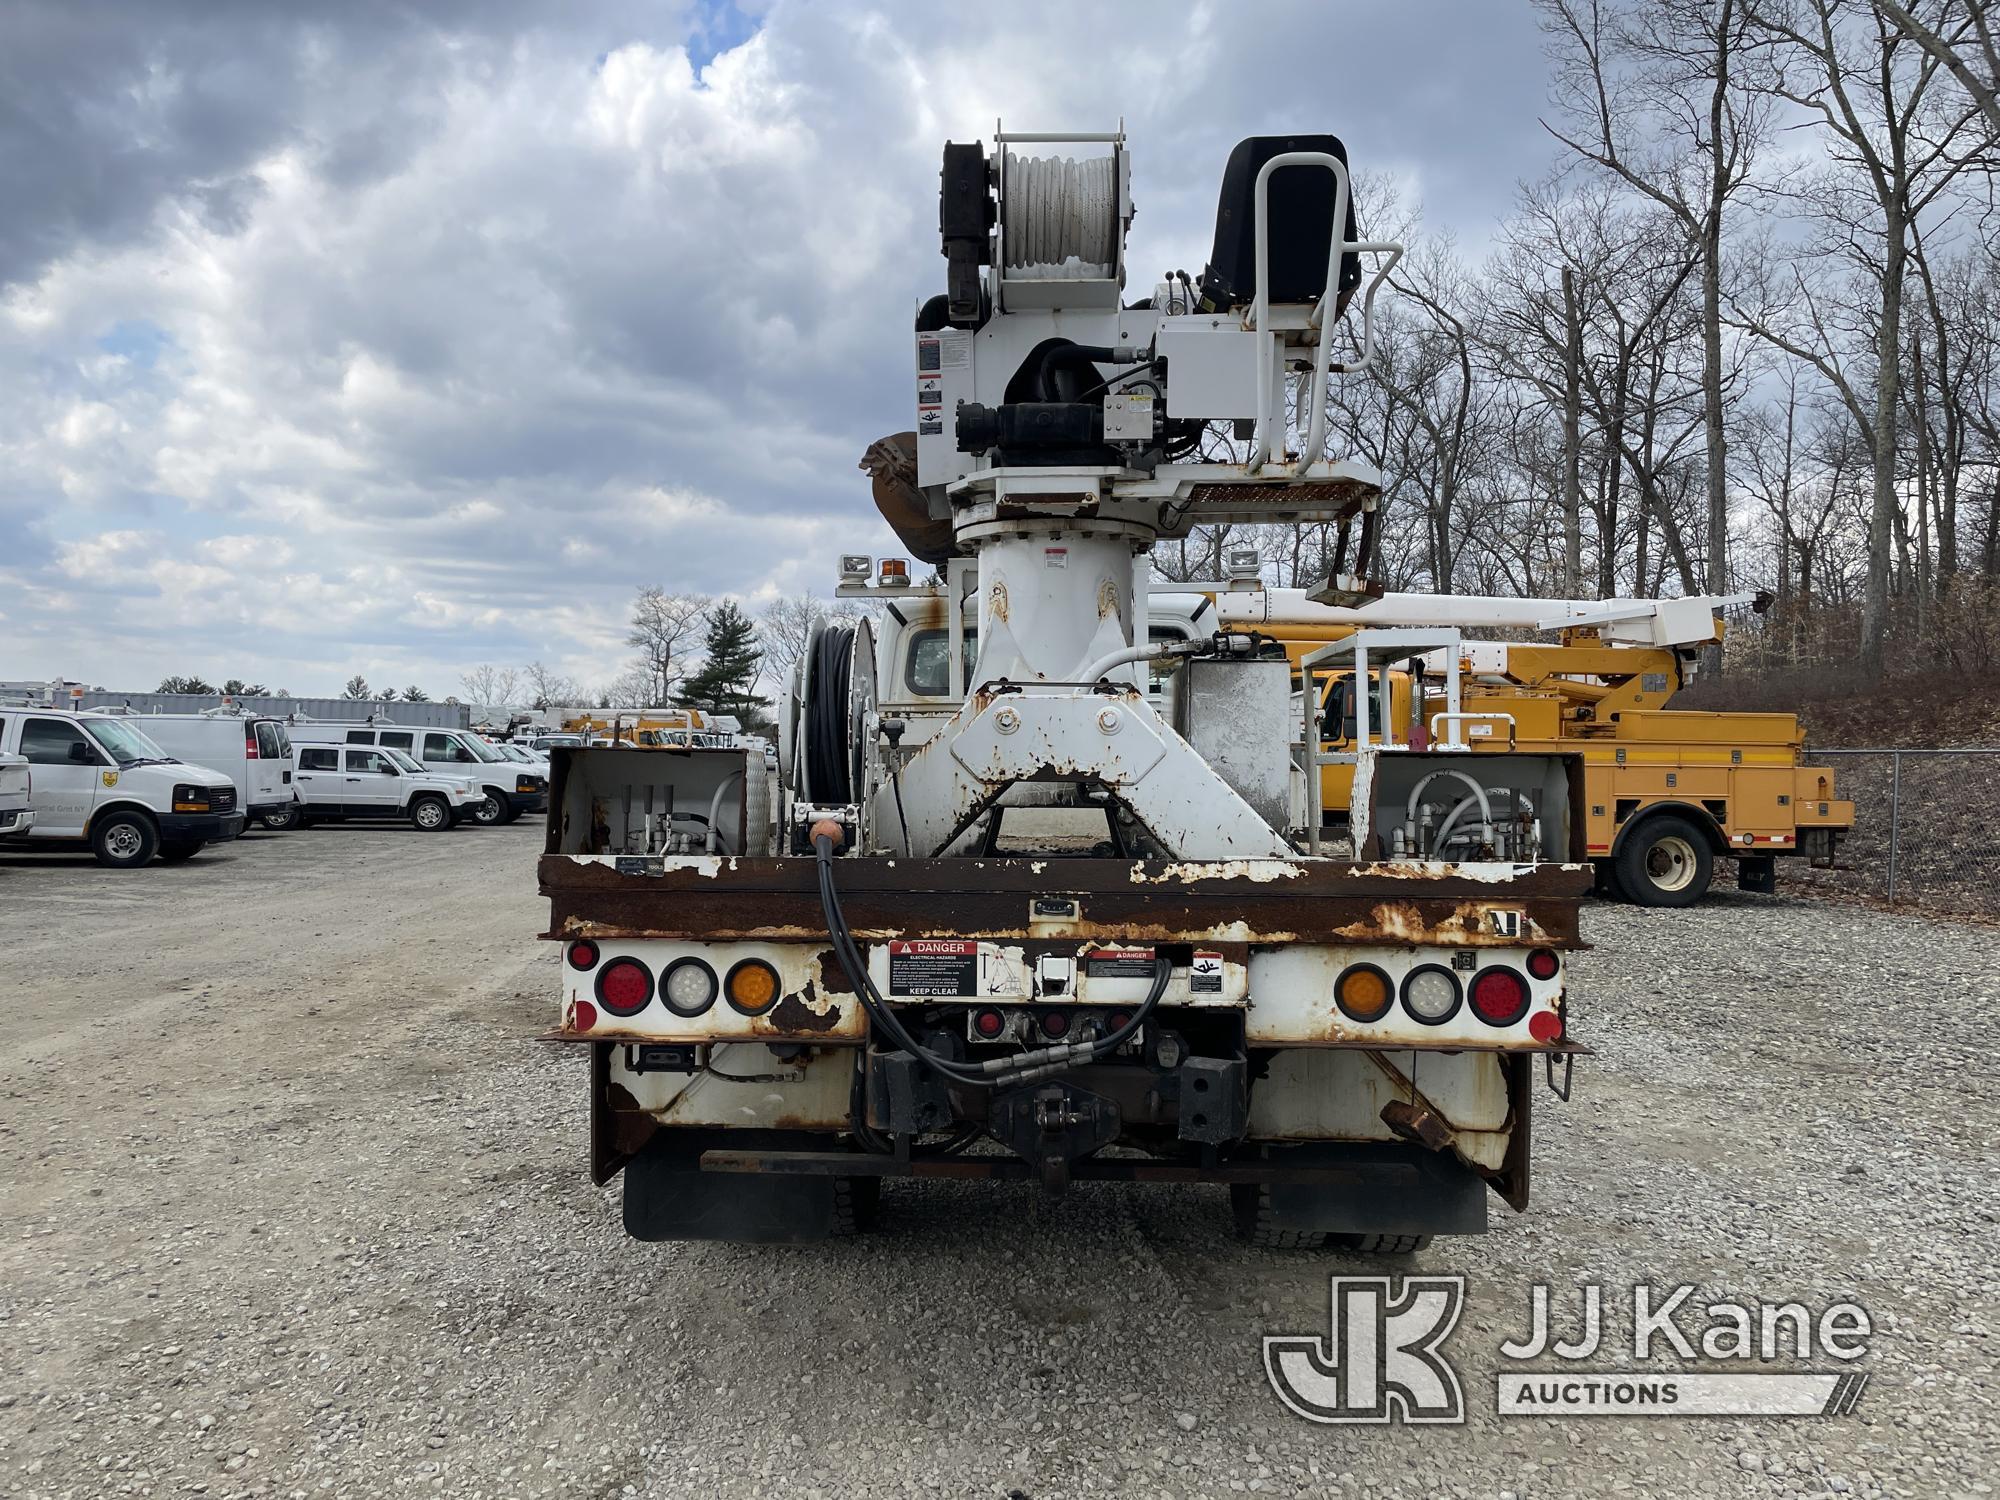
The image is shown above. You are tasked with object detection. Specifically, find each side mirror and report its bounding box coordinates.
[68,741,91,764]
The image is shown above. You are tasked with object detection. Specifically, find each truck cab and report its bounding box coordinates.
[0,708,242,866]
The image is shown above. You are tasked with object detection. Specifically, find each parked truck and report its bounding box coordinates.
[540,127,1589,1248]
[1214,585,1856,906]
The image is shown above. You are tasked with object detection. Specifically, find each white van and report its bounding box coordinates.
[290,744,479,830]
[0,707,241,866]
[119,710,297,830]
[0,753,32,838]
[287,719,547,826]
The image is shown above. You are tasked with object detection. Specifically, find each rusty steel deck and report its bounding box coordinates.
[539,853,1592,948]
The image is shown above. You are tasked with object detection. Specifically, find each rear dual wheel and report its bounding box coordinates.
[1228,1184,1431,1255]
[1613,814,1713,907]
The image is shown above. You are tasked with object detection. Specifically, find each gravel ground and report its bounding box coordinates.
[2,823,1995,1500]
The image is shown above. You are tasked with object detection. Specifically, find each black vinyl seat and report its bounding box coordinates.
[1199,134,1362,313]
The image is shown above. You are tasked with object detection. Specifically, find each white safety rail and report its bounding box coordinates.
[1300,627,1466,855]
[1240,150,1403,476]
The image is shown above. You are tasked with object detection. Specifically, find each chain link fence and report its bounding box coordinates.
[1786,750,2000,918]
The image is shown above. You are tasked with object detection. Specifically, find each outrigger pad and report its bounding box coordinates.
[1255,1142,1489,1237]
[623,1137,840,1243]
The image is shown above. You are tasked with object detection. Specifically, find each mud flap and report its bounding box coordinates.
[1253,1142,1489,1236]
[623,1132,842,1243]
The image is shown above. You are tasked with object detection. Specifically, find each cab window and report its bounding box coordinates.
[21,717,96,765]
[379,731,415,751]
[346,749,394,774]
[299,748,339,771]
[904,628,978,697]
[424,733,476,763]
[346,730,374,744]
[1321,675,1357,744]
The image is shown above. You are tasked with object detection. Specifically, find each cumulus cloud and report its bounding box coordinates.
[0,0,1548,694]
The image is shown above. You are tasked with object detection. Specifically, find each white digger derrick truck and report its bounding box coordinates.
[540,128,1590,1246]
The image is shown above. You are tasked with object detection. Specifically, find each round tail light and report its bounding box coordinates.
[724,959,780,1016]
[1469,968,1531,1027]
[972,1007,1006,1040]
[1039,1009,1071,1039]
[595,958,654,1017]
[567,939,600,970]
[1528,1009,1564,1043]
[1334,964,1393,1023]
[1526,948,1560,981]
[1400,965,1461,1024]
[661,957,718,1017]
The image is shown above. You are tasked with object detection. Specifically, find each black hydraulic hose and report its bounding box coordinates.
[805,628,855,803]
[815,836,1177,1087]
[1034,342,1136,401]
[815,837,993,1087]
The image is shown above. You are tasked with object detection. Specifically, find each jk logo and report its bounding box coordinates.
[1264,1276,1466,1424]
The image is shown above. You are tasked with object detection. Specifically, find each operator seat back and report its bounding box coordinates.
[1199,134,1362,314]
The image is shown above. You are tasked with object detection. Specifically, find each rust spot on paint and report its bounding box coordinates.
[767,993,841,1033]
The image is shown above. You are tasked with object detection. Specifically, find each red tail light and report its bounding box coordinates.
[567,939,600,970]
[1528,1009,1564,1043]
[1526,948,1560,981]
[595,958,653,1017]
[1469,968,1531,1027]
[972,1008,1006,1039]
[1039,1009,1071,1039]
[244,724,259,759]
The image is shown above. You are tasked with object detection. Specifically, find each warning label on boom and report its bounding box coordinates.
[888,940,977,996]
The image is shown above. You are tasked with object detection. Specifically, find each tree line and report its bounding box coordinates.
[1157,0,2000,682]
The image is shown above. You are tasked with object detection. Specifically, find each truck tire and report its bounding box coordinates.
[469,791,505,826]
[409,795,451,832]
[260,806,301,831]
[1331,1233,1432,1255]
[1614,813,1713,907]
[91,811,159,869]
[830,1176,880,1237]
[1230,1183,1326,1250]
[159,842,203,863]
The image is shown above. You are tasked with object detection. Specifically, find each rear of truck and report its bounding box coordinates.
[539,742,1588,1247]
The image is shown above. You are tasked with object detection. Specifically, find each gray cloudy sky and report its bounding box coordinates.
[0,0,1551,695]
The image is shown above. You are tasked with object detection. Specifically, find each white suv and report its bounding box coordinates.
[290,744,480,830]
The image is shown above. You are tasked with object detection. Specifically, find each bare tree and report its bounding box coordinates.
[1537,0,1774,641]
[459,663,521,706]
[520,660,584,712]
[1871,0,2000,133]
[626,587,710,704]
[1733,0,1994,674]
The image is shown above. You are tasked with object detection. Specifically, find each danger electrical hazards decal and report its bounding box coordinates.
[887,940,977,997]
